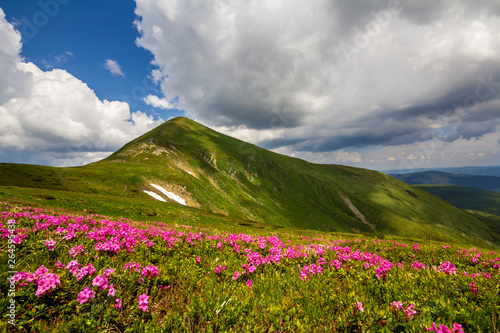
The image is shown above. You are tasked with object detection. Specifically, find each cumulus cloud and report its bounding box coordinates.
[134,0,500,168]
[143,94,176,109]
[104,59,125,77]
[0,9,162,166]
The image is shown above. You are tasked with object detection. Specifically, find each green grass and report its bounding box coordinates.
[416,185,500,216]
[1,203,499,332]
[1,117,499,247]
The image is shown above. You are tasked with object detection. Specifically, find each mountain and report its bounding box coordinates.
[384,166,500,177]
[390,171,500,192]
[416,185,500,216]
[1,117,499,246]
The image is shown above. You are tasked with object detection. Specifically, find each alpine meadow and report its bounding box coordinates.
[1,117,500,332]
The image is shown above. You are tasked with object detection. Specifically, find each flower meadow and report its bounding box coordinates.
[1,203,500,332]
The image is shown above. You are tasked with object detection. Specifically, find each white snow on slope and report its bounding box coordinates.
[143,190,167,202]
[150,184,187,206]
[184,170,192,175]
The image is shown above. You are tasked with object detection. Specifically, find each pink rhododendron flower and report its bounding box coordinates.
[403,303,417,318]
[92,275,109,290]
[34,265,49,279]
[107,284,117,296]
[356,301,364,312]
[427,323,464,333]
[114,298,122,310]
[438,261,457,274]
[452,323,465,333]
[390,301,403,310]
[232,270,240,280]
[246,278,253,289]
[77,286,95,304]
[15,271,36,287]
[55,261,65,269]
[214,265,226,274]
[103,268,115,278]
[469,281,478,295]
[76,263,96,281]
[69,245,84,257]
[330,259,342,269]
[64,231,76,240]
[65,260,80,276]
[123,261,142,272]
[35,273,60,297]
[138,294,150,312]
[45,239,56,251]
[411,261,427,271]
[141,265,159,278]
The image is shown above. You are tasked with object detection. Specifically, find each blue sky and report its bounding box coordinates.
[0,0,499,171]
[1,0,182,120]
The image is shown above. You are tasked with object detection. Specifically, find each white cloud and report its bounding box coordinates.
[335,149,363,164]
[143,94,176,109]
[104,59,125,77]
[0,9,162,166]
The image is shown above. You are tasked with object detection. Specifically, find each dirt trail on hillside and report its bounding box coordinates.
[338,192,376,230]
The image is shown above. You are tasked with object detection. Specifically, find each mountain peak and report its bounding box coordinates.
[105,117,220,162]
[1,115,499,247]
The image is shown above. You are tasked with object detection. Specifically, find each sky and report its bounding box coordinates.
[0,0,499,172]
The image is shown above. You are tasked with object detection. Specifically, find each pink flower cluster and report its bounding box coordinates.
[300,264,323,281]
[92,275,109,290]
[15,265,61,297]
[36,272,61,297]
[390,301,417,319]
[427,323,464,333]
[123,261,142,273]
[45,239,56,251]
[69,244,84,257]
[138,294,149,312]
[437,261,457,275]
[76,263,96,281]
[77,286,95,304]
[4,204,500,327]
[411,260,427,271]
[469,281,478,295]
[142,265,159,278]
[214,264,227,274]
[103,268,116,277]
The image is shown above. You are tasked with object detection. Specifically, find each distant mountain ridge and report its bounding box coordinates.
[1,117,499,247]
[416,185,500,217]
[390,171,500,192]
[385,166,500,178]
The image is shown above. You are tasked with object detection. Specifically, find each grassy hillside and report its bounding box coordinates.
[416,185,500,216]
[391,171,500,192]
[3,204,499,332]
[0,117,498,247]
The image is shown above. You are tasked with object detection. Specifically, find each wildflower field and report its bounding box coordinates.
[1,202,499,332]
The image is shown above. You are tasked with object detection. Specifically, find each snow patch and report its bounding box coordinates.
[144,190,167,202]
[150,184,187,206]
[184,170,192,175]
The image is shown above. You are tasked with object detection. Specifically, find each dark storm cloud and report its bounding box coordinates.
[135,0,500,157]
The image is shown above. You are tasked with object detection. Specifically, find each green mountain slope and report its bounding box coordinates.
[390,171,500,192]
[416,185,500,216]
[0,117,498,246]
